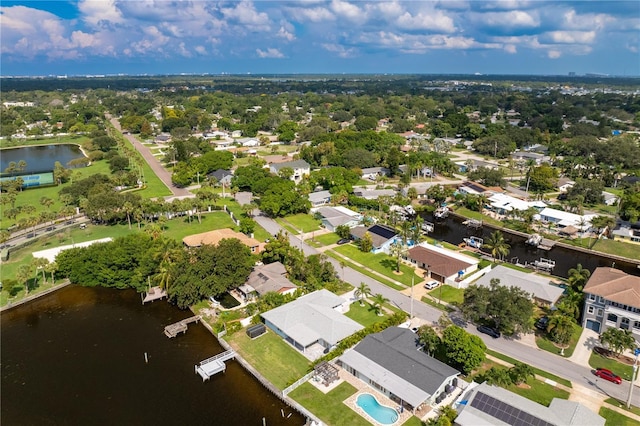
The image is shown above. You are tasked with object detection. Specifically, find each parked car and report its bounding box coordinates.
[424,280,439,290]
[535,316,549,330]
[594,368,622,384]
[477,325,501,338]
[337,238,350,245]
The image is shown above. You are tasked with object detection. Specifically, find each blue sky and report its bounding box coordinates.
[1,1,639,76]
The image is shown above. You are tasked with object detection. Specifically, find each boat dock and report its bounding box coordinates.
[164,315,201,338]
[462,219,483,229]
[195,350,236,381]
[537,238,556,251]
[141,286,167,304]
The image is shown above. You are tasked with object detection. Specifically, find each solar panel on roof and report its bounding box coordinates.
[470,392,554,426]
[369,224,397,239]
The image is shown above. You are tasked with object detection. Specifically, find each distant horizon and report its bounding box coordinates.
[2,1,638,77]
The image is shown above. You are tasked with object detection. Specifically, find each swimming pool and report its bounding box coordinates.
[356,393,399,425]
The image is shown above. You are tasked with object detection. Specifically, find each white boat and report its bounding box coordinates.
[404,205,416,216]
[526,233,543,246]
[463,236,483,249]
[533,258,556,271]
[422,222,434,233]
[434,206,449,219]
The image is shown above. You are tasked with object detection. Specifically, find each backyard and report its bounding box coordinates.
[344,301,393,327]
[225,329,310,390]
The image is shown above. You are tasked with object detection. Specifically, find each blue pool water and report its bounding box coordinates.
[356,393,399,425]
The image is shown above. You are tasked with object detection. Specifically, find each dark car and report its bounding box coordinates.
[594,368,622,384]
[535,316,549,330]
[337,238,350,245]
[477,325,501,338]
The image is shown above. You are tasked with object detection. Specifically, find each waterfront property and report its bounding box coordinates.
[261,289,363,360]
[406,243,479,285]
[582,267,640,335]
[237,261,298,302]
[537,207,595,232]
[473,265,564,307]
[455,382,604,426]
[338,327,460,413]
[182,228,264,253]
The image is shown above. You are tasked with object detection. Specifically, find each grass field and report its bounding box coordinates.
[433,284,464,305]
[325,251,405,290]
[535,322,583,358]
[225,330,310,390]
[599,407,638,426]
[589,351,634,381]
[277,213,322,233]
[604,398,640,416]
[485,349,572,388]
[0,135,89,149]
[289,382,371,426]
[332,244,420,288]
[344,301,392,327]
[314,232,341,246]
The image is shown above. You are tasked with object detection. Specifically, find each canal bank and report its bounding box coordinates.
[426,211,640,279]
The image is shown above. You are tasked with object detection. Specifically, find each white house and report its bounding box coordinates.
[361,167,390,180]
[308,190,332,207]
[487,193,546,216]
[406,243,479,285]
[537,207,595,231]
[269,160,310,183]
[313,206,362,232]
[350,224,399,254]
[237,137,260,147]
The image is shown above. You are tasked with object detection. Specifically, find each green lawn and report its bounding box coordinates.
[604,398,640,416]
[344,301,391,327]
[420,296,455,312]
[289,382,370,426]
[0,134,89,149]
[279,213,322,233]
[486,349,572,388]
[589,351,634,381]
[314,232,341,246]
[325,251,405,290]
[535,322,583,358]
[434,285,464,305]
[599,407,639,426]
[225,329,310,390]
[332,244,420,288]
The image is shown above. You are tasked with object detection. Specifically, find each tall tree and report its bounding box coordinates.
[371,293,389,316]
[600,328,637,358]
[483,231,510,263]
[354,282,371,306]
[418,325,441,357]
[441,325,486,374]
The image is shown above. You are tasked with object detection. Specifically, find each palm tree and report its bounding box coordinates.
[567,263,591,292]
[123,201,134,230]
[32,257,49,286]
[509,362,535,385]
[546,313,575,355]
[389,241,404,273]
[45,261,58,285]
[16,264,32,295]
[371,293,389,316]
[417,325,441,357]
[484,231,510,263]
[354,282,371,306]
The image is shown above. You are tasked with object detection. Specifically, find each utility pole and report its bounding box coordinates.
[627,348,640,408]
[410,275,414,319]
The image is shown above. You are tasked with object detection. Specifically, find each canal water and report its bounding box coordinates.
[1,285,305,426]
[423,213,640,279]
[0,144,86,173]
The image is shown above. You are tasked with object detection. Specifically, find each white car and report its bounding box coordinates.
[424,280,439,290]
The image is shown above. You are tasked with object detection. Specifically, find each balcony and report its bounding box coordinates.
[604,305,640,323]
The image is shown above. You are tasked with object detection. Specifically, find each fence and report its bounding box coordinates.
[282,371,315,396]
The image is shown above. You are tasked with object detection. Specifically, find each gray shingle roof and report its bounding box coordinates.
[246,262,297,295]
[340,327,459,407]
[474,265,564,305]
[261,289,363,347]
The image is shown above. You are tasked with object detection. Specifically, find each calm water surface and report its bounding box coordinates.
[1,285,305,426]
[1,144,86,173]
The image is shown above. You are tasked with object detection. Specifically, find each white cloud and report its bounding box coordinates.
[256,48,284,58]
[321,43,357,58]
[221,1,270,30]
[546,31,596,44]
[480,10,539,28]
[288,6,334,23]
[504,44,517,54]
[330,0,363,22]
[548,50,561,59]
[277,26,296,41]
[194,45,207,55]
[562,9,614,31]
[396,10,456,33]
[78,0,123,27]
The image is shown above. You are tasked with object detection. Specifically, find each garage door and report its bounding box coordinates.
[586,319,601,333]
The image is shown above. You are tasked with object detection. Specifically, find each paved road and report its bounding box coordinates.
[254,210,640,405]
[107,115,192,198]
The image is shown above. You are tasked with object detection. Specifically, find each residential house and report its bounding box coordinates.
[511,150,549,165]
[353,188,396,200]
[231,130,243,138]
[473,265,564,307]
[456,159,499,173]
[237,137,260,147]
[537,207,595,232]
[237,262,298,301]
[269,159,310,183]
[558,177,576,193]
[155,133,171,144]
[457,181,492,196]
[602,191,619,206]
[582,267,640,335]
[338,327,460,411]
[182,228,264,254]
[406,243,479,285]
[308,190,332,207]
[350,224,399,254]
[261,289,363,360]
[206,169,233,186]
[313,206,362,232]
[487,193,546,216]
[611,223,640,245]
[361,167,390,180]
[456,382,604,426]
[212,139,235,150]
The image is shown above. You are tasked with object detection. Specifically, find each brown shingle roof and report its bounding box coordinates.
[407,246,472,278]
[583,267,640,308]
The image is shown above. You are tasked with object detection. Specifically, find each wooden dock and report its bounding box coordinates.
[164,315,201,338]
[142,286,167,304]
[195,350,236,381]
[537,238,556,251]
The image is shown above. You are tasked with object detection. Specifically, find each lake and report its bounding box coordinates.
[0,285,305,426]
[1,144,86,173]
